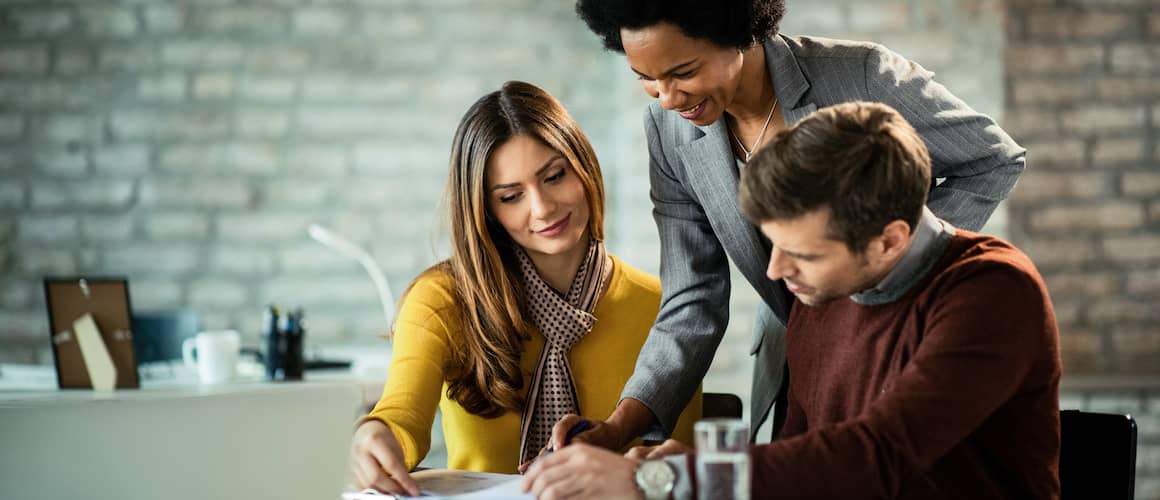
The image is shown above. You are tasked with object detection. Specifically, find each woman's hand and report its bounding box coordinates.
[625,438,692,460]
[517,414,629,473]
[349,419,421,496]
[551,414,630,450]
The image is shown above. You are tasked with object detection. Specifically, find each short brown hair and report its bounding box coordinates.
[739,101,932,252]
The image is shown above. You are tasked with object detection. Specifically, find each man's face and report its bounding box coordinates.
[758,207,883,306]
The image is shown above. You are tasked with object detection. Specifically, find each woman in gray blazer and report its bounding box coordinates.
[542,0,1027,457]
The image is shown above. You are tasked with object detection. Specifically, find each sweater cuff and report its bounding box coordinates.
[354,413,382,429]
[356,415,420,471]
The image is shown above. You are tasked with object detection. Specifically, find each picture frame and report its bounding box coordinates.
[43,277,139,389]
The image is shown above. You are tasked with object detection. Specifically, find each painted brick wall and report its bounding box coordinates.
[1005,0,1160,377]
[11,0,1156,494]
[0,0,1007,401]
[0,0,633,359]
[1005,1,1160,496]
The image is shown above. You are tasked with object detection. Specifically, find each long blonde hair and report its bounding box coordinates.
[411,81,605,417]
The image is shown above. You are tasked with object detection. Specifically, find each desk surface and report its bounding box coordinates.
[0,363,385,407]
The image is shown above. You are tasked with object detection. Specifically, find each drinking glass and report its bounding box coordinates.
[694,418,750,500]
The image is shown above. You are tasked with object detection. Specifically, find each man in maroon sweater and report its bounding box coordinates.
[523,101,1061,499]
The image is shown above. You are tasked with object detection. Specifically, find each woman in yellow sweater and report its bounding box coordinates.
[349,81,700,495]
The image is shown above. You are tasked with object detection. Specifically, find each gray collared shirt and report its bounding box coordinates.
[851,207,956,306]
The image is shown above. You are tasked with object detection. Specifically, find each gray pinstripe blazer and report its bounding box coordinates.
[619,35,1027,437]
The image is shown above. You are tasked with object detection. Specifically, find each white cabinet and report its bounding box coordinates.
[0,380,366,500]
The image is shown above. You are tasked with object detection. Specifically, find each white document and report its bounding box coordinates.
[342,470,532,500]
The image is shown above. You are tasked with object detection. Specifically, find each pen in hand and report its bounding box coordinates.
[518,419,593,474]
[545,419,592,455]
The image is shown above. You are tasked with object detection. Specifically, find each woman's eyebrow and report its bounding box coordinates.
[630,59,697,80]
[489,155,563,191]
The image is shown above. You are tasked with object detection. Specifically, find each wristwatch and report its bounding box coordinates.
[634,458,677,500]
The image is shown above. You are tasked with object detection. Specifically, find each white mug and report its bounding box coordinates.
[182,330,241,384]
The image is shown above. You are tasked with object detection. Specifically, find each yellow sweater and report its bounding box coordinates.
[365,255,701,473]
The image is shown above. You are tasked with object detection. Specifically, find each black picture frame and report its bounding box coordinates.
[43,277,140,389]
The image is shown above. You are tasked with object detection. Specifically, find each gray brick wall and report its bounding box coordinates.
[8,0,1155,494]
[0,0,1007,387]
[1005,0,1160,376]
[1006,0,1160,495]
[0,0,627,358]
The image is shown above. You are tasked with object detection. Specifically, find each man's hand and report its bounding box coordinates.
[521,443,643,500]
[625,438,692,460]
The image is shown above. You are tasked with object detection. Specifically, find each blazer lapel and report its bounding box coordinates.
[766,35,817,125]
[782,102,817,125]
[671,36,820,315]
[675,122,785,310]
[655,35,826,329]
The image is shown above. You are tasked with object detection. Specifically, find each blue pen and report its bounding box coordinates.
[545,420,592,455]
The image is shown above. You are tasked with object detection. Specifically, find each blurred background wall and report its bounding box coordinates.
[1004,2,1160,496]
[1006,0,1159,374]
[0,0,1156,495]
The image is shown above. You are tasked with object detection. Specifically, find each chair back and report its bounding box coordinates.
[1059,409,1137,500]
[702,392,743,419]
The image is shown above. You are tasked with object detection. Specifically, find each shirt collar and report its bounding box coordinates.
[850,207,955,306]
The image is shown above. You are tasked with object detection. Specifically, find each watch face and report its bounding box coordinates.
[637,459,676,493]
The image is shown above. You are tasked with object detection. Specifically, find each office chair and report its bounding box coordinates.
[702,392,743,419]
[1059,409,1137,500]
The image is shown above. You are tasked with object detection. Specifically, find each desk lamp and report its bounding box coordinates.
[307,224,397,330]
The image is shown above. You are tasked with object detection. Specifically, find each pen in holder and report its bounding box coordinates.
[262,305,305,381]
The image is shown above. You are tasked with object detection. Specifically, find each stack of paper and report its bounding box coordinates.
[342,470,533,500]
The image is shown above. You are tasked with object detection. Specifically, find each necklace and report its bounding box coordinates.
[728,95,779,162]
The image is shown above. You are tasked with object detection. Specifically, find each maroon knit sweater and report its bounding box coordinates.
[751,231,1061,499]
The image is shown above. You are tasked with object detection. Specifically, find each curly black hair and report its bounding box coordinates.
[575,0,785,52]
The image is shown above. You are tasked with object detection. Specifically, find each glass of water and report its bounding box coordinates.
[694,418,750,500]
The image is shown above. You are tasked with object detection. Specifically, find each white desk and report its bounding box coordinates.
[0,375,369,500]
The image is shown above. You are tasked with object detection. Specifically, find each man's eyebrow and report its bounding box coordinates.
[630,60,697,80]
[488,155,563,191]
[773,244,822,260]
[784,250,822,259]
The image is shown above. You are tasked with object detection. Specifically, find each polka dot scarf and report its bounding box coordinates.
[516,238,612,464]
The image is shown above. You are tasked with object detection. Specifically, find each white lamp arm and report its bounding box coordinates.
[307,224,396,330]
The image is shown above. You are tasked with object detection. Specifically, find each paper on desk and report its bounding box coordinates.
[341,469,532,500]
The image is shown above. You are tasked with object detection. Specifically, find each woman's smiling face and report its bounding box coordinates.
[484,134,591,261]
[620,22,746,126]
